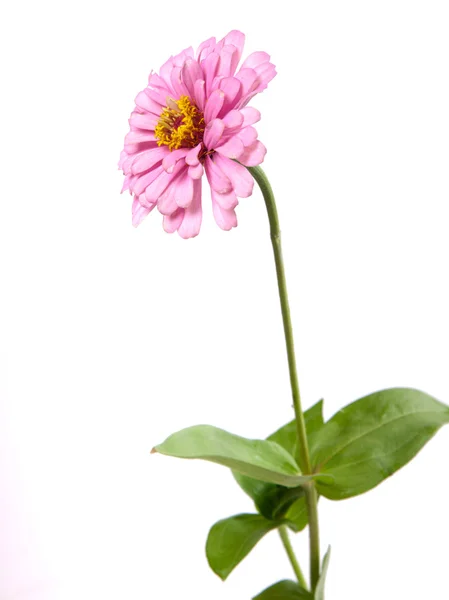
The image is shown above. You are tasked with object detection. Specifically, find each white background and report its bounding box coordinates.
[1,1,449,599]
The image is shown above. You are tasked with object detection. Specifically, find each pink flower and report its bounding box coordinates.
[119,30,276,238]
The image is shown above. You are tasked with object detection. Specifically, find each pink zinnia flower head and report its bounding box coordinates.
[119,30,276,238]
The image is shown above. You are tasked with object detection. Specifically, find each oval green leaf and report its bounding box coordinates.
[314,546,331,600]
[206,513,280,580]
[253,580,313,599]
[311,388,449,500]
[153,425,324,487]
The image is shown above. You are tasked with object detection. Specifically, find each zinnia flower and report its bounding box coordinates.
[119,30,276,238]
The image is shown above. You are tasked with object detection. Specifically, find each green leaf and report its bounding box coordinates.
[233,471,305,521]
[310,388,449,500]
[270,399,325,457]
[314,546,331,600]
[206,514,280,580]
[233,401,324,526]
[283,496,309,532]
[253,579,313,599]
[153,425,326,487]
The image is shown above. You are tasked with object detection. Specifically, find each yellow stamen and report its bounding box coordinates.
[155,95,205,151]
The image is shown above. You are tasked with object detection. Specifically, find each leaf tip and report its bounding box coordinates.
[150,446,158,454]
[206,556,229,581]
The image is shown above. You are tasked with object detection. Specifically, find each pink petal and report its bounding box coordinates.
[237,126,258,147]
[181,59,202,98]
[121,174,131,192]
[215,135,245,160]
[204,89,225,123]
[194,79,206,111]
[146,85,170,107]
[123,142,141,154]
[149,73,171,90]
[163,208,185,234]
[221,30,245,66]
[253,63,277,93]
[133,165,164,196]
[122,152,137,175]
[211,188,238,210]
[121,173,137,193]
[186,143,202,166]
[158,48,192,91]
[197,37,217,62]
[157,178,178,215]
[174,172,195,208]
[146,74,173,106]
[237,140,267,167]
[134,90,163,115]
[202,52,220,95]
[237,92,257,111]
[204,118,225,149]
[240,107,261,127]
[162,148,188,173]
[217,45,239,78]
[144,161,186,203]
[124,141,158,156]
[170,66,189,98]
[118,149,128,170]
[172,47,194,66]
[214,155,254,198]
[129,112,158,131]
[219,77,242,114]
[210,74,224,93]
[131,146,169,175]
[189,163,203,179]
[214,35,225,54]
[211,191,238,231]
[205,156,232,194]
[234,68,259,99]
[159,56,176,90]
[132,196,156,227]
[241,51,271,71]
[178,179,202,239]
[125,130,157,144]
[222,110,244,130]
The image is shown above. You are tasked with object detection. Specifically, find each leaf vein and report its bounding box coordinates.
[316,409,446,470]
[323,430,426,474]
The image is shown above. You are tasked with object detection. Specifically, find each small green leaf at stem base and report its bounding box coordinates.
[206,513,282,580]
[314,546,331,600]
[233,471,305,521]
[310,388,449,500]
[253,580,313,599]
[285,495,318,533]
[153,424,327,488]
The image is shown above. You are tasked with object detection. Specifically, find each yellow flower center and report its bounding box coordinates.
[155,96,205,151]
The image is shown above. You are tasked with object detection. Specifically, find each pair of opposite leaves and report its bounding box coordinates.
[154,388,449,593]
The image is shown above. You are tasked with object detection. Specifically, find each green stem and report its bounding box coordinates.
[278,526,308,590]
[304,484,321,588]
[248,165,321,591]
[248,166,311,474]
